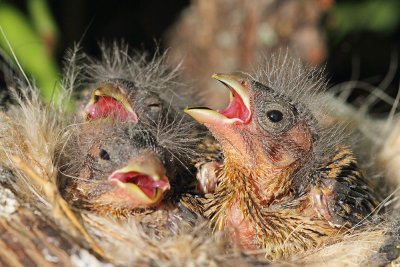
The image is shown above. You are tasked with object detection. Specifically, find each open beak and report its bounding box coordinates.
[84,82,138,122]
[108,155,170,206]
[185,73,252,125]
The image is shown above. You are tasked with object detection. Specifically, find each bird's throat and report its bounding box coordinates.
[225,198,260,250]
[222,158,293,206]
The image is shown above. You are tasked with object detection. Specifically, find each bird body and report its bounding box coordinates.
[188,144,376,258]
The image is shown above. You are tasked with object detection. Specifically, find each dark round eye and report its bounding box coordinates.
[257,101,295,134]
[99,149,110,160]
[267,110,283,123]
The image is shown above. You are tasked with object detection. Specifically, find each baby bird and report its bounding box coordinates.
[59,121,194,217]
[83,78,175,126]
[183,59,380,259]
[77,42,194,128]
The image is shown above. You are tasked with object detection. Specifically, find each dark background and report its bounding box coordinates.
[5,0,400,113]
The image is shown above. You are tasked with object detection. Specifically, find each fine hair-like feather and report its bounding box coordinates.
[250,53,350,189]
[79,41,199,108]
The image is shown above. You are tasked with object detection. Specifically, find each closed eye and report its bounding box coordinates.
[148,103,161,108]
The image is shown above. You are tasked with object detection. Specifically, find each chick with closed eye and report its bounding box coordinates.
[59,121,199,217]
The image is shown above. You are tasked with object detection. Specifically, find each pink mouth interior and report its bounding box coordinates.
[219,89,251,123]
[110,171,170,199]
[85,96,138,122]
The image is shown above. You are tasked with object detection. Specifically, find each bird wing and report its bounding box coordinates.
[310,145,380,227]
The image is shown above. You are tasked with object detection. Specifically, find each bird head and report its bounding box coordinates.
[186,74,316,200]
[62,123,173,213]
[89,147,170,209]
[84,79,172,124]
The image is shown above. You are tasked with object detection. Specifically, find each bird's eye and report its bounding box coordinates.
[257,102,295,134]
[148,103,161,109]
[145,96,163,116]
[146,96,162,109]
[99,149,111,160]
[267,110,283,123]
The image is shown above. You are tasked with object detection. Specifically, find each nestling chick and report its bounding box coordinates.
[83,78,175,125]
[183,58,381,260]
[59,121,194,217]
[77,42,194,127]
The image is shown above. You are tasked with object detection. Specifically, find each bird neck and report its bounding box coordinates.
[220,155,295,207]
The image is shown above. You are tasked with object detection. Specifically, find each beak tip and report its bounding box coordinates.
[212,73,220,79]
[184,108,193,116]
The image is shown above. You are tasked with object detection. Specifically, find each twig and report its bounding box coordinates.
[10,155,108,262]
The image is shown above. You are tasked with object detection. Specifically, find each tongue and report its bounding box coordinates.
[85,96,138,122]
[219,90,250,123]
[112,171,170,199]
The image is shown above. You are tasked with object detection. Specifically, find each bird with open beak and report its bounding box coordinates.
[76,42,196,127]
[82,78,176,126]
[182,57,381,260]
[59,120,197,217]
